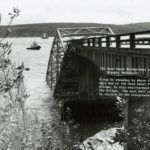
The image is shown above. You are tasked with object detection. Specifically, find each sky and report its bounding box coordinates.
[0,0,150,25]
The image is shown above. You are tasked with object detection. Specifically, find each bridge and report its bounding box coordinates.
[46,27,150,121]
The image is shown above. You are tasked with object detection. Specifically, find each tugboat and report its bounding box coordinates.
[26,41,41,50]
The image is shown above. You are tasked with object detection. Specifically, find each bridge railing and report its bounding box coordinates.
[46,27,114,91]
[77,30,150,50]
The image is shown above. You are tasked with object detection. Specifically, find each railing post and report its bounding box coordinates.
[50,64,53,90]
[99,38,102,48]
[92,38,96,47]
[116,35,121,48]
[106,36,110,48]
[56,37,60,79]
[88,39,90,47]
[130,33,135,49]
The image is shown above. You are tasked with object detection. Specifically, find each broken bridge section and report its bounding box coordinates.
[46,27,150,122]
[46,27,114,96]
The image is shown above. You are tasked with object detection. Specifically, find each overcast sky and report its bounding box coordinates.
[0,0,150,25]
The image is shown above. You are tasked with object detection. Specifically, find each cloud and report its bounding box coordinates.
[0,0,150,25]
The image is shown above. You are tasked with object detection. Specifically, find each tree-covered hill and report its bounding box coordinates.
[0,22,150,37]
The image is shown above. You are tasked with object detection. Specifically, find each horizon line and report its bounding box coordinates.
[0,21,150,26]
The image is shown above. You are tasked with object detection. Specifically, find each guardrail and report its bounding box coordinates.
[70,30,150,50]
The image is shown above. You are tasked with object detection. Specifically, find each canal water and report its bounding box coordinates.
[7,37,122,149]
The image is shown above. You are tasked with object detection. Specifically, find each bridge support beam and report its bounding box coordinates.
[78,57,99,101]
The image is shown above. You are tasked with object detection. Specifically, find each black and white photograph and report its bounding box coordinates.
[1,0,150,149]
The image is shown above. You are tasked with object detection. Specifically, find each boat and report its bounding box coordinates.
[42,33,49,39]
[26,41,41,50]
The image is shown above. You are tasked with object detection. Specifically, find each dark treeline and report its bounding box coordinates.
[0,22,150,37]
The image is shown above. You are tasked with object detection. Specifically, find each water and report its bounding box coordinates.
[7,37,122,149]
[8,37,58,120]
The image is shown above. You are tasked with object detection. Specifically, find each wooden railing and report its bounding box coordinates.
[68,30,150,50]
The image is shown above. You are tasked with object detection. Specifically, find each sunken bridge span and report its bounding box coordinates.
[46,27,150,121]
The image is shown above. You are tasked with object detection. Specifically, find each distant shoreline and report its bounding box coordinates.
[0,22,150,37]
[4,36,54,38]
